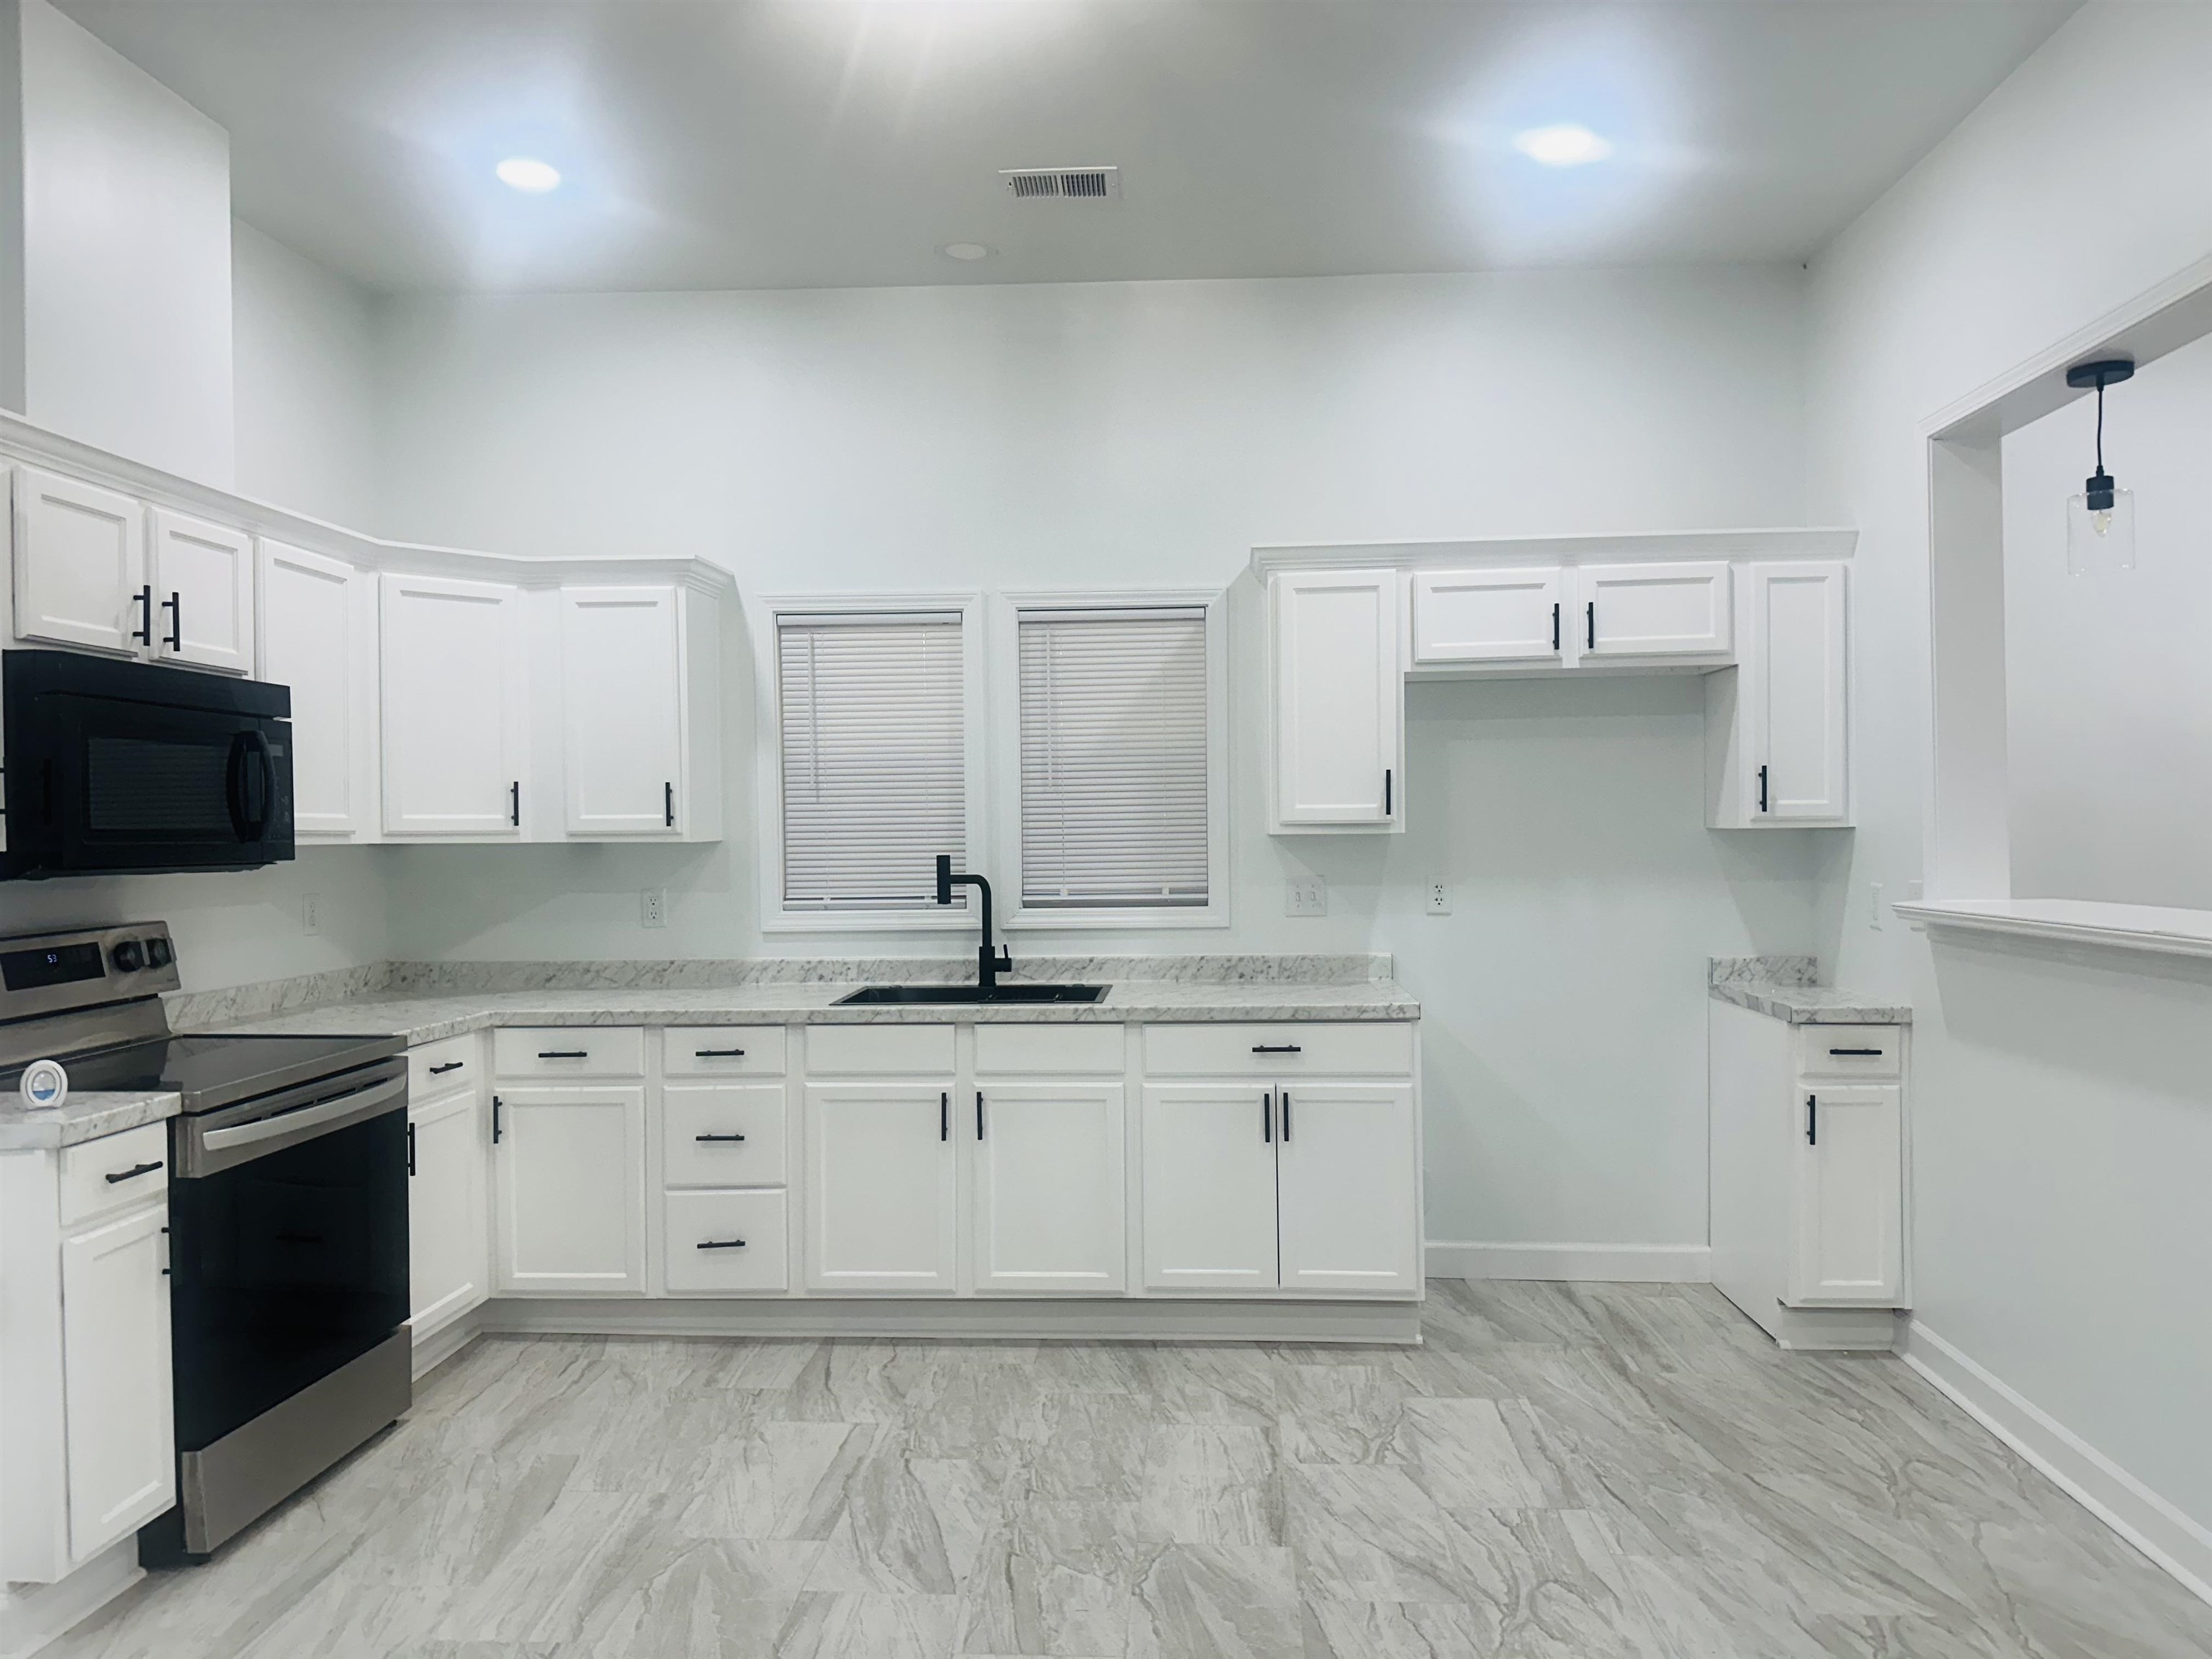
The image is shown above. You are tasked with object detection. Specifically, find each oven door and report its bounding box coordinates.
[168,1062,409,1453]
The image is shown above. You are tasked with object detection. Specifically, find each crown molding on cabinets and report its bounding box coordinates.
[1249,526,1856,579]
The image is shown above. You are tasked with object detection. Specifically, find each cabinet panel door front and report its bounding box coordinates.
[1275,1082,1419,1294]
[1271,570,1400,827]
[409,1089,488,1334]
[494,1087,646,1293]
[1579,562,1732,658]
[60,1203,175,1563]
[13,467,144,655]
[259,541,365,835]
[1411,568,1563,665]
[1788,1084,1902,1307]
[972,1083,1125,1294]
[561,585,685,835]
[664,1083,789,1188]
[1753,562,1848,822]
[150,509,253,673]
[804,1084,957,1292]
[381,573,524,837]
[1141,1085,1277,1290]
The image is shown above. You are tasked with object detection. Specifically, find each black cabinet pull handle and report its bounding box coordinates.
[1251,1043,1302,1054]
[1281,1089,1292,1142]
[132,585,153,645]
[1806,1093,1817,1146]
[1586,600,1596,651]
[510,781,521,827]
[1758,764,1769,814]
[104,1159,163,1184]
[1551,601,1560,652]
[693,1048,746,1058]
[940,1090,949,1142]
[1828,1047,1884,1057]
[693,1132,747,1143]
[665,781,675,828]
[1384,767,1393,817]
[696,1238,747,1250]
[536,1050,589,1059]
[1262,1091,1272,1144]
[407,1123,416,1177]
[493,1094,503,1143]
[428,1060,464,1074]
[976,1090,985,1140]
[162,591,181,650]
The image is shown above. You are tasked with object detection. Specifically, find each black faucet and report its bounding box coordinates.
[937,855,1011,996]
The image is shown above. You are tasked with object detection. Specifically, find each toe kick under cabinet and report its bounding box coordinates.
[471,1017,1421,1319]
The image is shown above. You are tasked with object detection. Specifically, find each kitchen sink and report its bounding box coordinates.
[835,983,1107,1006]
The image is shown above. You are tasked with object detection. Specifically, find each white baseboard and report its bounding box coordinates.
[1901,1318,2212,1609]
[0,1539,141,1659]
[410,1309,485,1381]
[1425,1241,1711,1282]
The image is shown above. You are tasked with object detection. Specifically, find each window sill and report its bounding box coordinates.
[1004,907,1228,932]
[760,909,976,936]
[1893,898,2212,963]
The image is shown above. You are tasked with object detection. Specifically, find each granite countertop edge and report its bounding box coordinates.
[1708,979,1912,1026]
[0,1089,184,1151]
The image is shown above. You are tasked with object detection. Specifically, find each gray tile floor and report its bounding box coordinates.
[46,1282,2212,1658]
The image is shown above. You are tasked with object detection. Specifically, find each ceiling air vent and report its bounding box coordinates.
[1000,166,1121,202]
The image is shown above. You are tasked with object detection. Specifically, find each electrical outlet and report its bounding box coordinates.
[641,888,667,930]
[1286,876,1328,918]
[1425,879,1451,916]
[1869,881,1884,930]
[302,892,321,936]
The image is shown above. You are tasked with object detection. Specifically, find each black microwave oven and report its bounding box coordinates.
[2,650,295,878]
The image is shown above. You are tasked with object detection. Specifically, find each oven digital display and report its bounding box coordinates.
[0,942,105,991]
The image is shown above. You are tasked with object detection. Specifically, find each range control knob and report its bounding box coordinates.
[145,936,174,968]
[110,939,146,974]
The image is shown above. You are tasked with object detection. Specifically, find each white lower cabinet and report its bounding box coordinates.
[1141,1084,1281,1290]
[1789,1084,1903,1306]
[60,1202,176,1560]
[1276,1082,1420,1293]
[493,1085,647,1294]
[804,1083,958,1293]
[665,1190,789,1293]
[971,1082,1126,1294]
[408,1086,489,1336]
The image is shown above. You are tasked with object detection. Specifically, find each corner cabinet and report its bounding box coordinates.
[1268,568,1402,832]
[259,540,378,837]
[379,573,529,838]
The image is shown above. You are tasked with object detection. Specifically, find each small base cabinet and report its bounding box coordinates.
[493,1084,647,1295]
[971,1082,1127,1295]
[1141,1085,1281,1290]
[1277,1082,1420,1293]
[408,1079,490,1340]
[803,1083,959,1293]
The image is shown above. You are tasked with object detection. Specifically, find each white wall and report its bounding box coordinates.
[231,219,379,527]
[369,264,1817,1259]
[14,0,232,487]
[1806,0,2212,1569]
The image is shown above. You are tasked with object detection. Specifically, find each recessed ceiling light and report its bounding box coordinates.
[940,242,992,262]
[495,157,562,193]
[1511,125,1611,167]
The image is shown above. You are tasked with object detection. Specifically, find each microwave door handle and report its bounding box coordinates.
[227,730,274,841]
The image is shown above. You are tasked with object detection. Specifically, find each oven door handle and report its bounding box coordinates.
[189,1072,406,1172]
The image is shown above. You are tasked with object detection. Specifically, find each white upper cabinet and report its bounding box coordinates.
[12,467,146,655]
[258,541,374,837]
[380,573,527,837]
[1707,562,1850,828]
[1269,568,1401,832]
[1411,567,1564,666]
[557,584,719,840]
[148,509,254,673]
[1577,562,1732,659]
[1788,1083,1903,1307]
[1275,1082,1420,1295]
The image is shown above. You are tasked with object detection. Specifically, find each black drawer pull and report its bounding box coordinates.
[1251,1043,1303,1054]
[1807,1093,1817,1146]
[940,1091,949,1142]
[693,1133,747,1143]
[407,1123,417,1177]
[104,1159,163,1184]
[693,1048,747,1058]
[536,1050,589,1059]
[428,1060,465,1074]
[1828,1047,1884,1056]
[1262,1091,1272,1143]
[696,1238,747,1251]
[1282,1089,1292,1141]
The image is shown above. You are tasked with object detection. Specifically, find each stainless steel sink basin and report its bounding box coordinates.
[835,984,1107,1006]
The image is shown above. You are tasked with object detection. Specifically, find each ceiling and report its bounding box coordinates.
[59,0,2078,295]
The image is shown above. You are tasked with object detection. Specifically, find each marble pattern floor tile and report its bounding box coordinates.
[38,1282,2212,1659]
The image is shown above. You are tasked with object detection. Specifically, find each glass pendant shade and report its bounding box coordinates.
[2066,482,2136,575]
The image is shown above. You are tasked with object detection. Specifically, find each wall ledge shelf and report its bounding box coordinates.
[1249,526,1856,579]
[1893,899,2212,963]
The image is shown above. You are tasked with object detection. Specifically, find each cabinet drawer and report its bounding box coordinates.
[805,1023,955,1076]
[662,1084,788,1187]
[408,1034,480,1099]
[1143,1022,1413,1077]
[664,1190,789,1293]
[974,1023,1124,1076]
[493,1028,645,1079]
[60,1123,171,1230]
[1797,1025,1902,1080]
[662,1027,788,1076]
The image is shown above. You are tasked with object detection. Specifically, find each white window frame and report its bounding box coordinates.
[755,591,987,934]
[991,588,1229,932]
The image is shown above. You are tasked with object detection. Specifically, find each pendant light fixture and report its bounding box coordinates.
[2064,357,2136,574]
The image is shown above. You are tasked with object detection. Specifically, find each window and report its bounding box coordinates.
[776,609,967,912]
[1016,604,1212,912]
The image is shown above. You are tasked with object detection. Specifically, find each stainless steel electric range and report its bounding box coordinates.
[0,922,410,1563]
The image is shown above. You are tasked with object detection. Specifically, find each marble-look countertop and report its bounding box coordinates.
[1708,980,1912,1026]
[0,1089,181,1151]
[201,977,1421,1046]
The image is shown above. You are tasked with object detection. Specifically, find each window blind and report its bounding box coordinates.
[778,611,966,910]
[1018,606,1208,909]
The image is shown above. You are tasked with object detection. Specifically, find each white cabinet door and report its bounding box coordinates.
[1751,562,1848,822]
[149,509,253,673]
[259,541,372,836]
[12,467,145,654]
[59,1203,174,1563]
[1141,1085,1278,1290]
[493,1086,646,1294]
[1788,1084,1902,1307]
[971,1082,1126,1295]
[409,1087,489,1336]
[803,1084,957,1293]
[1411,568,1563,665]
[1276,1082,1420,1294]
[560,585,685,836]
[1270,569,1401,830]
[380,573,526,837]
[1578,562,1732,659]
